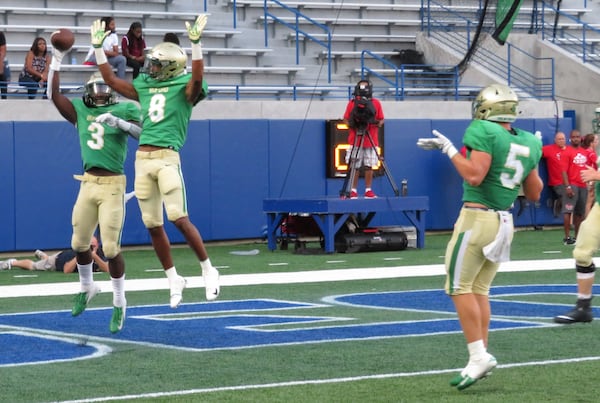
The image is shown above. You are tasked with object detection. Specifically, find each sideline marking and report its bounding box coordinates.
[0,259,573,298]
[58,355,600,403]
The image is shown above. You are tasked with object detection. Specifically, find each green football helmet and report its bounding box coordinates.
[143,42,187,81]
[472,84,519,123]
[83,72,116,107]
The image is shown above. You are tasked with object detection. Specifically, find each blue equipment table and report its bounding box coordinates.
[263,197,429,253]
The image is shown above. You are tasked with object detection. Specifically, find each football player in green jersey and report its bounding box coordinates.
[88,14,219,308]
[48,47,141,333]
[554,164,600,324]
[417,83,543,390]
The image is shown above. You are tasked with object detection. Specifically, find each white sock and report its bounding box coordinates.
[78,262,94,291]
[165,266,178,281]
[365,187,372,191]
[111,274,126,307]
[467,340,487,361]
[200,258,213,272]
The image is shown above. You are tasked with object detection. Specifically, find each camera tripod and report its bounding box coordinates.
[340,126,399,198]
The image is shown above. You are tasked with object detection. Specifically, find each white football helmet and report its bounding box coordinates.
[143,42,187,81]
[472,83,519,123]
[83,72,116,107]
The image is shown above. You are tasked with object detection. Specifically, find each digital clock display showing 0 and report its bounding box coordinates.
[325,119,385,179]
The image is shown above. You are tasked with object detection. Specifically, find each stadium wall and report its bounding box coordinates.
[0,100,570,252]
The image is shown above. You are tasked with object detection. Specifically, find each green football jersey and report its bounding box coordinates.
[133,74,193,151]
[462,119,542,210]
[72,99,141,174]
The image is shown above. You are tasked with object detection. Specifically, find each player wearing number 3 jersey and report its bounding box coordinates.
[89,14,220,308]
[49,49,141,333]
[417,83,543,391]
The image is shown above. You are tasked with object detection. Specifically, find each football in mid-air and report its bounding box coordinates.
[50,28,75,52]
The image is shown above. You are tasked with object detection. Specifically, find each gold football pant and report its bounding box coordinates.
[445,208,511,296]
[71,173,126,258]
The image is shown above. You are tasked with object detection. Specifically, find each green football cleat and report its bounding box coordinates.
[71,284,100,316]
[109,305,126,333]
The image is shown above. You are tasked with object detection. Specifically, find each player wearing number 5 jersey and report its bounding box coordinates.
[49,47,141,333]
[417,83,543,391]
[89,14,220,308]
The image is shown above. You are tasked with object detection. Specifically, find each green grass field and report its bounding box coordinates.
[1,227,599,402]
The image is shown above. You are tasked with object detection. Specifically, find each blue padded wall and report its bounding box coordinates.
[0,122,16,250]
[1,116,571,252]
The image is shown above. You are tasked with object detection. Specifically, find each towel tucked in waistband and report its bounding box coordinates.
[482,211,514,263]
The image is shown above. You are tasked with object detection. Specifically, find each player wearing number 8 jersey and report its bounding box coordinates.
[89,14,220,308]
[417,83,543,391]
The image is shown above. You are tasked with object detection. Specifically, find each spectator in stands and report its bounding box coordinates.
[122,21,146,79]
[417,83,542,390]
[163,32,180,45]
[0,236,108,273]
[85,16,126,79]
[342,79,384,199]
[542,131,568,218]
[561,129,590,245]
[582,133,599,217]
[18,37,50,99]
[89,15,219,309]
[0,32,9,99]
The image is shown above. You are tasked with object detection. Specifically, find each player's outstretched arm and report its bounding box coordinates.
[90,19,138,101]
[95,112,142,139]
[417,129,491,186]
[48,48,77,124]
[185,14,207,104]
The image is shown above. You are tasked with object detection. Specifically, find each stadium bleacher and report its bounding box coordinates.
[0,0,598,103]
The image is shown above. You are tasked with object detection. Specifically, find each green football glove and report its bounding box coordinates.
[90,19,110,48]
[185,14,208,44]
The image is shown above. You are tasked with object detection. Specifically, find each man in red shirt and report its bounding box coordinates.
[561,129,589,245]
[542,132,567,218]
[342,80,384,199]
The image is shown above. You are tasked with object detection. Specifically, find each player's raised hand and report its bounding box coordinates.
[90,19,110,48]
[185,14,208,43]
[417,129,458,158]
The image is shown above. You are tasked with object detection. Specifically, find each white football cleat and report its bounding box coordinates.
[0,259,16,270]
[202,265,220,301]
[169,275,187,308]
[453,353,497,390]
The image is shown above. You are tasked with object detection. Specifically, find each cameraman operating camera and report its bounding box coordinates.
[343,80,384,198]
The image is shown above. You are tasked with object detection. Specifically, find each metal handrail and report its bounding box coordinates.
[423,0,555,99]
[262,0,332,83]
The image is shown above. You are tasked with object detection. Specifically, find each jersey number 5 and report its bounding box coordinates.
[500,143,530,189]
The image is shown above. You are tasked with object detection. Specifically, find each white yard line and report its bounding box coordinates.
[0,259,572,298]
[57,355,600,403]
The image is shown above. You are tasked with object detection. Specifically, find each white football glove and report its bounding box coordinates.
[416,129,458,159]
[95,112,119,128]
[185,14,208,44]
[90,19,110,48]
[95,113,141,140]
[50,48,66,72]
[534,130,542,141]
